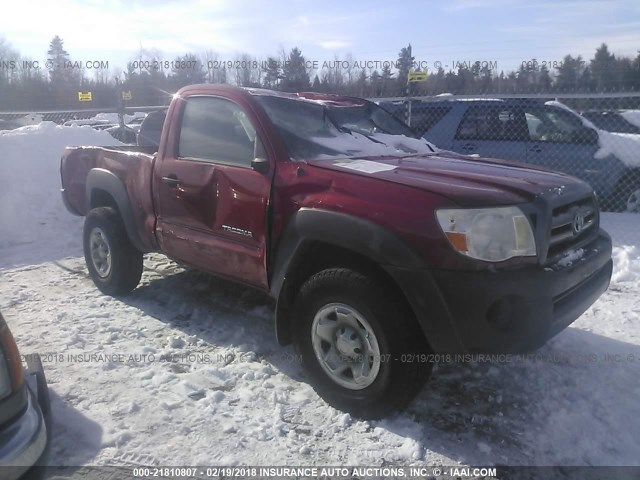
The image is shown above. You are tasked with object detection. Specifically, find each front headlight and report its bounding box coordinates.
[436,206,536,262]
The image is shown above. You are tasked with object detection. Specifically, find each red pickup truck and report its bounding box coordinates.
[61,85,613,417]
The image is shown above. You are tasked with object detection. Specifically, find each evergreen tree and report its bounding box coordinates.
[0,37,20,87]
[380,64,394,95]
[281,47,310,92]
[396,44,414,88]
[615,57,635,91]
[47,35,80,86]
[539,64,552,92]
[262,56,281,89]
[555,55,584,91]
[456,65,475,93]
[234,53,259,87]
[356,69,367,95]
[633,52,640,88]
[590,43,616,91]
[516,64,531,92]
[579,67,595,92]
[370,69,381,96]
[170,53,206,89]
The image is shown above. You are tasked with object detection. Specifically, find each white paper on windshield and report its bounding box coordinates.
[333,160,397,173]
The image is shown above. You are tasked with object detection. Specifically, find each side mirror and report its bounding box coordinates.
[252,137,269,173]
[251,157,269,174]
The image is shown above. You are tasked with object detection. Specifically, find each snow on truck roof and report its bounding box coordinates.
[245,87,367,107]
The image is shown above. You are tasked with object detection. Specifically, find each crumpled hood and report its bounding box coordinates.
[307,152,591,206]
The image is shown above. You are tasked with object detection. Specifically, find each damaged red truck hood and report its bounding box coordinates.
[306,152,591,206]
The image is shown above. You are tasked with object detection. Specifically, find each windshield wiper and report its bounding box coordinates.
[353,130,387,145]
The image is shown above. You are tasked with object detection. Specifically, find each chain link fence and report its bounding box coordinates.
[1,90,638,244]
[373,92,640,244]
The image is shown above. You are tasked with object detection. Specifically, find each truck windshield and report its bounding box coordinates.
[255,95,437,161]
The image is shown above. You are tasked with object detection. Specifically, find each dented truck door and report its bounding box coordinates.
[154,95,273,288]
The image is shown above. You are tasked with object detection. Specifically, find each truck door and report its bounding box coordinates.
[154,95,273,289]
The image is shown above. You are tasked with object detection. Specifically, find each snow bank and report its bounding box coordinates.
[91,112,147,124]
[0,122,122,267]
[602,212,640,288]
[13,113,44,127]
[611,245,640,285]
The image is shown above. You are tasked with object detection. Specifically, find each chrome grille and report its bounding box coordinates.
[547,196,598,258]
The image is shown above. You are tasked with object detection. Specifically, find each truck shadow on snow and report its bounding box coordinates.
[120,258,640,466]
[39,390,103,476]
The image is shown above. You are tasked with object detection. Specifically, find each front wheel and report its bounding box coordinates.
[83,207,143,295]
[292,268,432,419]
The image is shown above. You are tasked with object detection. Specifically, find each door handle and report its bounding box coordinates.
[162,175,180,187]
[461,143,476,151]
[529,145,543,153]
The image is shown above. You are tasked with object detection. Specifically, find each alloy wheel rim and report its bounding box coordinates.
[89,227,112,278]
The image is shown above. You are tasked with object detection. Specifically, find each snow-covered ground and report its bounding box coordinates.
[1,124,640,469]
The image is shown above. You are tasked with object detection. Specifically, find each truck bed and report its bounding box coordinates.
[60,146,158,251]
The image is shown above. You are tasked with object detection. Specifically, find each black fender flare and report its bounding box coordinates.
[85,168,146,252]
[270,208,457,347]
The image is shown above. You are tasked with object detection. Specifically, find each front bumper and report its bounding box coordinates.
[389,230,613,354]
[0,356,51,480]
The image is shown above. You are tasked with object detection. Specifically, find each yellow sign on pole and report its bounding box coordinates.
[121,91,132,101]
[78,92,93,102]
[408,70,428,83]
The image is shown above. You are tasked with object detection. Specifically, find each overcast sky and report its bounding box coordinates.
[1,0,639,76]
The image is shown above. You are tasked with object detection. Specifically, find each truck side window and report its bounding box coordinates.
[178,96,258,167]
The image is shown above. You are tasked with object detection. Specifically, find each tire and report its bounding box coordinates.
[83,207,143,295]
[292,268,432,419]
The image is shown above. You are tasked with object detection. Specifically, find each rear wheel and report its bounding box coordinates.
[292,268,432,419]
[83,207,143,295]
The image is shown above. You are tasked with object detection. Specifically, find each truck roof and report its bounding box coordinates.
[246,87,368,107]
[177,83,367,108]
